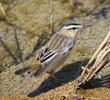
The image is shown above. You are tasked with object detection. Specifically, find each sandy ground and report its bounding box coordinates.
[0,0,110,99]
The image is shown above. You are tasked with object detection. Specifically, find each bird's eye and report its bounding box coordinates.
[72,27,77,30]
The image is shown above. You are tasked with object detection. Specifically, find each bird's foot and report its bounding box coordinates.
[51,74,64,84]
[47,71,64,85]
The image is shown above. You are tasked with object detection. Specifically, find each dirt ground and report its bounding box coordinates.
[0,0,110,100]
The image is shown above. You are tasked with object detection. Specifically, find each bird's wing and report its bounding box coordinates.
[36,33,73,62]
[36,34,73,65]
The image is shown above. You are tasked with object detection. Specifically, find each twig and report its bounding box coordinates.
[50,0,54,34]
[0,3,9,22]
[69,31,110,93]
[14,29,23,62]
[0,37,18,63]
[83,43,110,83]
[81,32,110,77]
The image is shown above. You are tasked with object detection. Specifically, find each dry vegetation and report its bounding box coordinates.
[0,0,110,100]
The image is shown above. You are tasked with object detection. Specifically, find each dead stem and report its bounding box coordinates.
[69,31,110,93]
[50,0,54,34]
[0,37,18,63]
[81,31,110,77]
[83,43,110,83]
[0,3,9,22]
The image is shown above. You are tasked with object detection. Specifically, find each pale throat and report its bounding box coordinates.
[64,30,78,38]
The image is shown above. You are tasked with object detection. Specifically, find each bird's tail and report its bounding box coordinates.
[14,60,42,77]
[14,66,30,75]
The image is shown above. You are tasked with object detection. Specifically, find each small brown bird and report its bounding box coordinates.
[15,22,90,81]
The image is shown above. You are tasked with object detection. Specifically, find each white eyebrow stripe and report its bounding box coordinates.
[64,25,81,29]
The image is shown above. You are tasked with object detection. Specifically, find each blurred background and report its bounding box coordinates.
[0,0,110,99]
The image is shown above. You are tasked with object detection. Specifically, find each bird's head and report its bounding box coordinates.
[61,22,90,37]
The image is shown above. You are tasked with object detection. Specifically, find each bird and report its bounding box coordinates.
[15,22,90,81]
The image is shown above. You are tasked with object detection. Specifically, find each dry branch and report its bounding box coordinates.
[80,31,110,85]
[69,31,110,93]
[81,32,110,77]
[82,42,110,84]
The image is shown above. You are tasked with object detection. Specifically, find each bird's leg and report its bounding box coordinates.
[47,70,63,84]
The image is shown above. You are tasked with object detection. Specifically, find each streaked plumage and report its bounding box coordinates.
[15,22,89,79]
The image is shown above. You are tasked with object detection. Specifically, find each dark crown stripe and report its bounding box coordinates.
[64,22,81,27]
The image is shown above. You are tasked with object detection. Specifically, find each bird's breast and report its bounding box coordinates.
[48,34,74,50]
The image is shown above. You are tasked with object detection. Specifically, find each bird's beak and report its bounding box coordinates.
[81,24,91,29]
